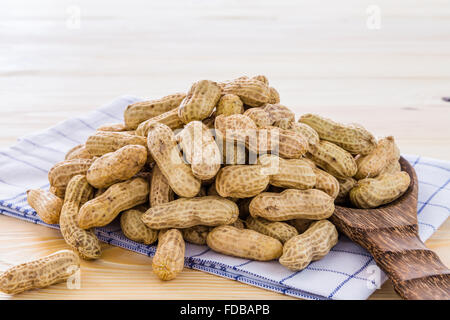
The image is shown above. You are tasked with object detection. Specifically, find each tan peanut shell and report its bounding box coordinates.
[78,177,149,229]
[147,122,201,197]
[335,177,357,205]
[215,165,270,198]
[258,154,316,190]
[207,183,238,202]
[245,216,298,244]
[290,122,320,147]
[135,108,184,137]
[152,229,185,281]
[350,171,411,209]
[27,189,63,224]
[299,113,377,155]
[267,126,309,159]
[141,196,239,229]
[216,94,244,116]
[250,189,335,221]
[307,140,357,179]
[243,108,273,128]
[181,225,211,245]
[50,186,66,199]
[268,87,280,104]
[288,219,313,234]
[150,164,174,207]
[380,159,401,175]
[48,158,94,189]
[207,225,283,261]
[0,250,80,295]
[222,78,270,107]
[120,209,158,245]
[178,80,221,123]
[96,123,128,132]
[313,167,340,199]
[355,136,400,180]
[230,218,245,229]
[124,93,186,129]
[59,175,101,260]
[65,144,94,160]
[279,220,338,271]
[85,131,147,157]
[176,121,221,180]
[86,145,147,188]
[251,75,269,85]
[263,104,295,126]
[202,112,216,129]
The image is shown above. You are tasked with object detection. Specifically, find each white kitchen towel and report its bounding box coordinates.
[0,95,448,300]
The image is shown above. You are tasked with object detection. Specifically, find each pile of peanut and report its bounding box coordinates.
[1,75,410,294]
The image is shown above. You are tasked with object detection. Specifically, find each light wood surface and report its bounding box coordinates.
[0,0,449,300]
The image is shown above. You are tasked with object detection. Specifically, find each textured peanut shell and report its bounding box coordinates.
[27,189,63,224]
[268,87,280,104]
[379,159,401,175]
[176,121,221,180]
[59,175,101,260]
[207,182,238,202]
[85,131,147,157]
[50,186,66,199]
[252,75,269,85]
[216,94,244,116]
[245,216,298,244]
[335,177,357,205]
[243,108,273,128]
[355,136,400,180]
[141,196,239,229]
[307,140,357,179]
[78,177,149,229]
[258,154,316,190]
[182,225,211,245]
[222,78,270,107]
[149,164,174,207]
[86,145,147,188]
[120,209,158,245]
[178,80,221,124]
[215,165,269,198]
[48,159,94,189]
[65,144,94,160]
[299,113,377,155]
[290,122,320,147]
[250,189,335,221]
[124,93,186,129]
[207,225,283,261]
[147,122,201,197]
[96,123,128,132]
[279,220,338,271]
[313,167,340,199]
[263,104,295,127]
[0,250,80,295]
[350,171,411,209]
[152,229,185,281]
[267,126,309,159]
[135,108,184,137]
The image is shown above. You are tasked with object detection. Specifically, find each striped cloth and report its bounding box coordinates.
[0,95,448,300]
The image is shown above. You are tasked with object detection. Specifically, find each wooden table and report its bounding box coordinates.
[0,0,449,300]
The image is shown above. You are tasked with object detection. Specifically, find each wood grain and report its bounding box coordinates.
[0,0,449,299]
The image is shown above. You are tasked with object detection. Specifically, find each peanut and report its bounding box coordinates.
[335,177,357,205]
[279,220,338,271]
[96,123,128,132]
[350,171,411,209]
[230,218,245,229]
[216,94,244,116]
[0,250,80,295]
[135,108,184,137]
[141,196,239,229]
[380,159,401,175]
[207,225,283,261]
[299,114,377,155]
[258,154,316,190]
[355,136,400,180]
[120,209,158,245]
[268,87,280,104]
[263,104,295,127]
[48,158,94,189]
[78,177,149,229]
[251,75,269,85]
[181,225,211,245]
[178,80,221,123]
[147,122,201,197]
[176,121,221,180]
[50,186,66,199]
[268,126,308,159]
[243,108,273,128]
[59,175,101,259]
[245,216,298,244]
[313,167,340,199]
[85,131,147,157]
[27,189,63,224]
[65,144,94,160]
[215,165,270,198]
[222,77,270,107]
[152,229,185,281]
[124,93,186,129]
[149,164,174,207]
[86,145,147,188]
[249,189,335,221]
[307,140,357,179]
[289,122,320,147]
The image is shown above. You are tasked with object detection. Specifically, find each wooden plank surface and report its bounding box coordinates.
[0,0,449,300]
